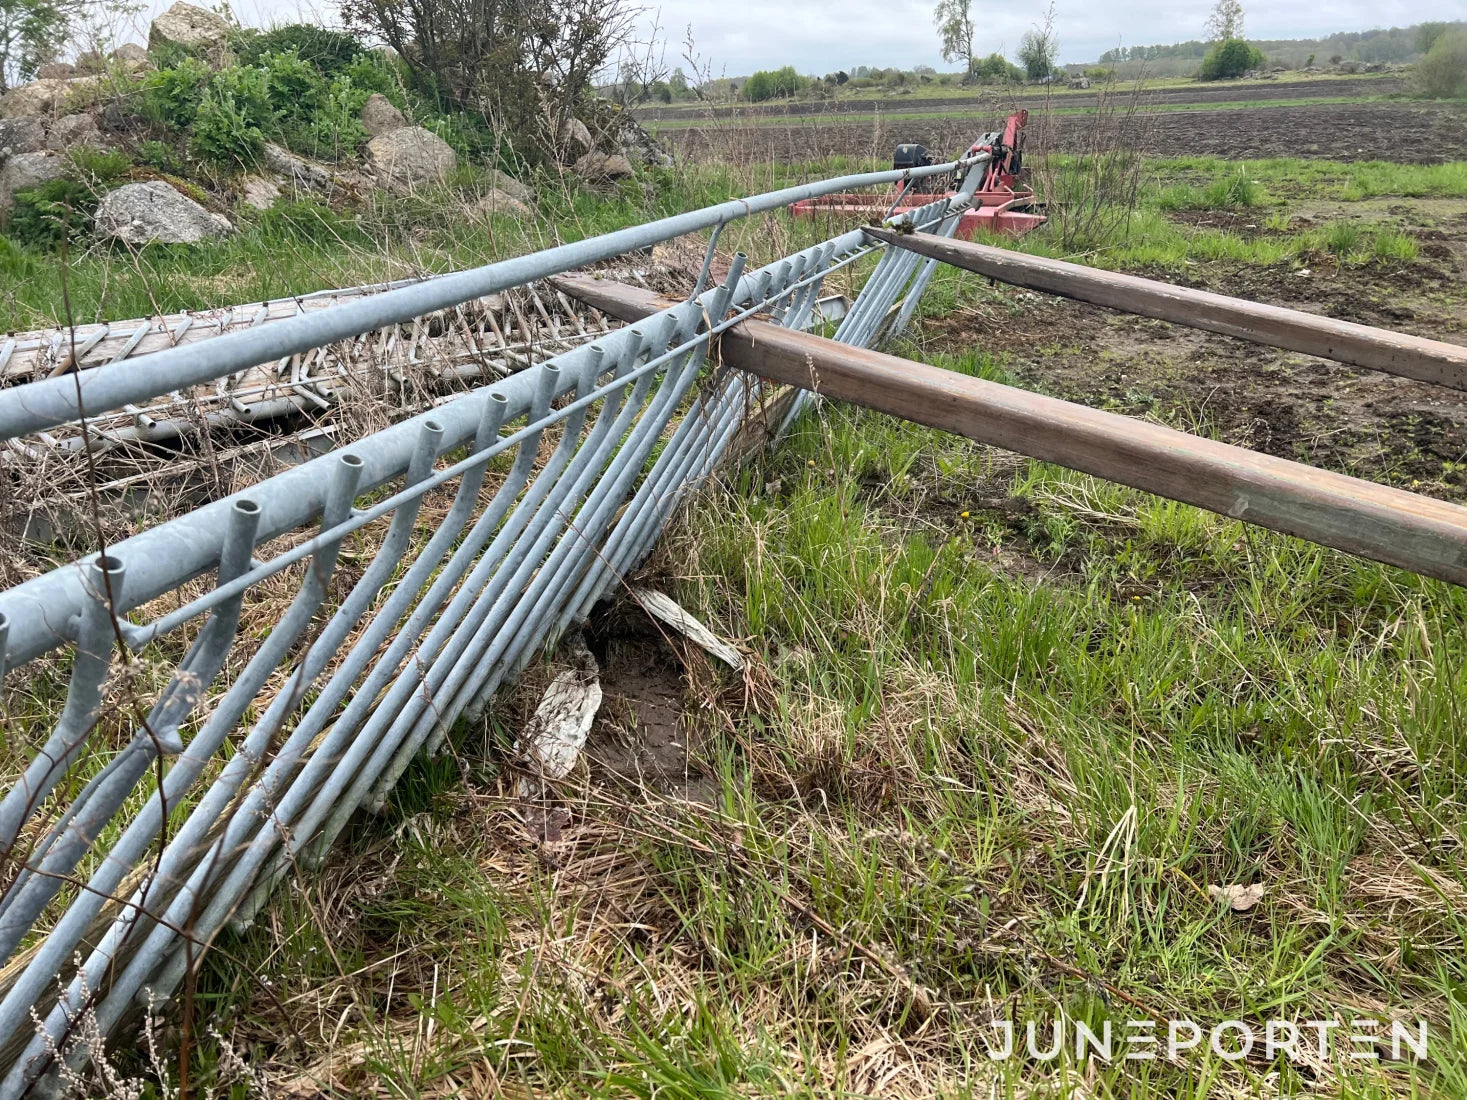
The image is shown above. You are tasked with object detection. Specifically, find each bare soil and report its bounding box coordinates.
[582,607,716,804]
[665,102,1467,165]
[921,206,1467,497]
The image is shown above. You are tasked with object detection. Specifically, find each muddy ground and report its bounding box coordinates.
[665,101,1467,164]
[922,202,1467,498]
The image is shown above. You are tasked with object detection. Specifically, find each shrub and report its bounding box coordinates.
[234,24,365,75]
[972,53,1023,83]
[5,150,127,251]
[139,57,213,129]
[1410,31,1467,99]
[301,75,370,159]
[191,69,271,166]
[137,139,183,173]
[1199,38,1265,80]
[261,49,327,117]
[743,66,807,102]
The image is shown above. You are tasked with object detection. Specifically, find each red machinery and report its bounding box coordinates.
[788,110,1044,239]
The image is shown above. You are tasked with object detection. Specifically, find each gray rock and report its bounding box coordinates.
[366,125,455,189]
[475,186,531,219]
[559,117,593,160]
[95,181,233,244]
[0,116,46,157]
[0,152,66,219]
[240,174,282,210]
[0,79,77,119]
[574,151,634,182]
[487,167,533,203]
[36,63,76,80]
[261,141,332,189]
[111,43,149,64]
[148,1,233,59]
[50,113,103,149]
[360,93,405,137]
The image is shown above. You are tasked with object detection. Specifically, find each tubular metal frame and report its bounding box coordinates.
[0,160,984,1093]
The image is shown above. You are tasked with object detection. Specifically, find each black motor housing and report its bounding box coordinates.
[892,143,931,171]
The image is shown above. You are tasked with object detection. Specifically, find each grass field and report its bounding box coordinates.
[5,135,1467,1096]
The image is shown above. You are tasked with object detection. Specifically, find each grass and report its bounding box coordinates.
[6,148,1467,1095]
[182,355,1467,1096]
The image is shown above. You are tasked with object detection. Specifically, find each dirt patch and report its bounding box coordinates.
[582,606,716,803]
[923,243,1467,494]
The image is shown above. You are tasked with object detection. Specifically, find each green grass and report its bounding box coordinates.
[182,360,1467,1095]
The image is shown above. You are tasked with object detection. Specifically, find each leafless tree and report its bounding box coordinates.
[1205,0,1244,41]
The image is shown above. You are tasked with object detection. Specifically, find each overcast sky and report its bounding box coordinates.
[124,0,1464,73]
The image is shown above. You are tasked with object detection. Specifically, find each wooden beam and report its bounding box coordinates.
[864,226,1467,391]
[556,275,1467,587]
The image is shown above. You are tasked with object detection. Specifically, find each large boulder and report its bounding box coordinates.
[0,117,46,157]
[574,151,634,182]
[95,180,232,244]
[0,79,76,119]
[0,152,66,219]
[148,2,233,60]
[35,63,76,80]
[360,93,405,137]
[112,43,149,64]
[366,125,455,189]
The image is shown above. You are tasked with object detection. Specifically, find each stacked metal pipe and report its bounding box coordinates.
[0,155,985,1092]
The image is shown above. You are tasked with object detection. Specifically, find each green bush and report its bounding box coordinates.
[234,24,365,75]
[190,68,272,166]
[5,150,128,251]
[262,49,326,116]
[1410,30,1467,99]
[972,53,1024,83]
[1199,38,1266,80]
[341,52,401,98]
[743,66,807,102]
[139,56,213,129]
[302,75,370,159]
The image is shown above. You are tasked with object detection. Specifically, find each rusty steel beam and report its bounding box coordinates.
[864,227,1467,391]
[557,274,1467,587]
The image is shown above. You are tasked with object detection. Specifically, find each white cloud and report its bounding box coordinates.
[125,0,1463,71]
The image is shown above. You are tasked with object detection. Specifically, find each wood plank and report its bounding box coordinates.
[864,227,1467,391]
[555,275,1467,587]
